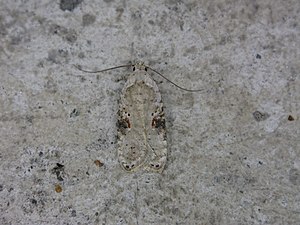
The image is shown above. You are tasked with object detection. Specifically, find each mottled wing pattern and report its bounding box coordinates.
[117,69,167,173]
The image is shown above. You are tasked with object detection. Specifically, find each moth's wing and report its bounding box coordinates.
[117,75,148,172]
[143,75,167,173]
[117,128,147,171]
[117,71,167,173]
[145,103,167,173]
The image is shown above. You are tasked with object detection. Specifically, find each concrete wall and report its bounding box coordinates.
[0,0,299,224]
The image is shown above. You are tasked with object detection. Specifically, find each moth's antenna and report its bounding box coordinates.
[73,64,132,73]
[74,63,203,92]
[146,66,203,92]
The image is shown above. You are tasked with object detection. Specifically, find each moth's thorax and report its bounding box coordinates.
[132,61,147,71]
[129,62,153,84]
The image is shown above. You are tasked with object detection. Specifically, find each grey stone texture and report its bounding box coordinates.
[0,0,299,224]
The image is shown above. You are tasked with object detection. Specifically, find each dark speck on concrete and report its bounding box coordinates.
[253,110,269,122]
[60,0,83,11]
[70,108,80,117]
[256,54,262,59]
[71,209,77,217]
[31,199,37,205]
[64,30,77,44]
[49,24,77,44]
[51,163,65,181]
[47,49,69,64]
[56,163,64,168]
[82,14,96,26]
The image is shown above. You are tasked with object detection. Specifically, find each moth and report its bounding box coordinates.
[75,61,202,173]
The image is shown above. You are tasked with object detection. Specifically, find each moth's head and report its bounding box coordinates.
[131,61,148,72]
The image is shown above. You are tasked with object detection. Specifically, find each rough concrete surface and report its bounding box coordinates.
[0,0,299,224]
